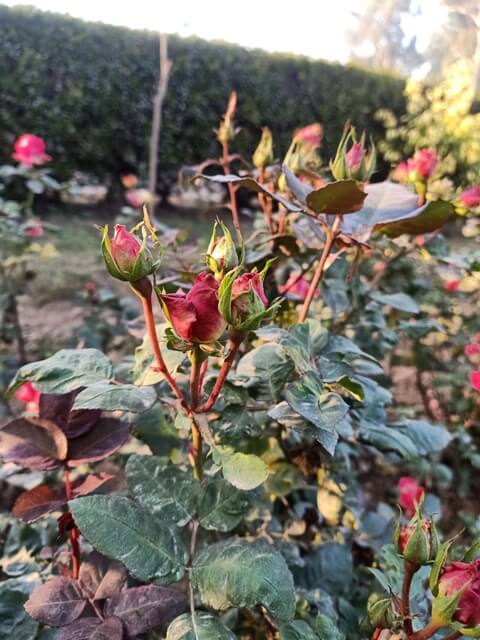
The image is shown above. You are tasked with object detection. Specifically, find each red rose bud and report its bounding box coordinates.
[411,148,438,179]
[15,381,40,414]
[458,186,480,209]
[398,476,425,518]
[445,279,460,293]
[436,560,480,627]
[159,272,226,344]
[395,514,439,567]
[252,127,274,169]
[101,224,155,282]
[12,133,52,168]
[206,220,238,279]
[330,127,376,182]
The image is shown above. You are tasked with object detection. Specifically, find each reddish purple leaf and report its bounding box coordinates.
[79,551,127,600]
[91,617,124,640]
[104,585,187,637]
[40,391,101,438]
[56,618,99,640]
[13,484,66,522]
[0,417,67,470]
[25,576,87,626]
[73,473,116,498]
[67,418,130,466]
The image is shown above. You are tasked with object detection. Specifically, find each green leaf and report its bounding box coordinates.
[126,455,198,526]
[394,420,452,456]
[192,538,295,622]
[306,180,367,215]
[280,620,319,640]
[374,199,454,238]
[369,291,419,314]
[70,496,187,584]
[463,539,480,563]
[314,614,345,640]
[336,376,365,401]
[358,423,418,458]
[73,383,156,412]
[8,349,113,396]
[134,407,180,456]
[214,447,269,491]
[167,613,236,639]
[283,165,314,205]
[133,323,186,386]
[430,537,456,595]
[280,323,314,373]
[0,580,39,640]
[235,343,294,401]
[197,479,251,532]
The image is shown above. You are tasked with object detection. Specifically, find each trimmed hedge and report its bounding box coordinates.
[0,5,406,180]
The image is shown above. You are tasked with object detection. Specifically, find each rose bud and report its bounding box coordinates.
[252,127,274,169]
[367,593,401,630]
[469,370,480,391]
[398,476,425,518]
[410,148,438,179]
[15,382,41,414]
[330,127,376,182]
[293,123,323,148]
[206,220,238,279]
[395,512,439,567]
[434,559,480,628]
[12,133,52,168]
[101,224,155,283]
[445,279,460,293]
[158,272,226,344]
[216,91,238,145]
[392,162,409,183]
[121,174,138,189]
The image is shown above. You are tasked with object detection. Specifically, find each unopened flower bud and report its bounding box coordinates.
[206,220,238,279]
[367,593,400,629]
[395,513,439,567]
[433,559,480,628]
[217,91,238,145]
[101,224,155,283]
[252,127,273,169]
[330,127,376,182]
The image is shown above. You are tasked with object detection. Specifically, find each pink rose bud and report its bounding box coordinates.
[278,273,320,300]
[330,127,376,181]
[12,134,51,168]
[121,174,138,189]
[437,560,480,627]
[445,279,460,292]
[396,516,439,567]
[459,186,480,209]
[293,123,323,148]
[398,476,425,518]
[159,272,226,344]
[230,272,268,326]
[469,370,480,391]
[411,148,438,179]
[102,224,155,282]
[25,224,44,238]
[345,142,364,173]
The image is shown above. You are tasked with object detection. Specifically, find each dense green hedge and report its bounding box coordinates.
[0,5,406,180]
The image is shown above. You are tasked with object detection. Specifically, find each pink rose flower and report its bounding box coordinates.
[398,476,425,517]
[459,186,480,208]
[438,560,480,626]
[469,370,480,391]
[14,382,41,414]
[160,272,226,343]
[279,273,320,300]
[411,148,438,179]
[465,343,480,357]
[345,142,364,173]
[12,134,51,168]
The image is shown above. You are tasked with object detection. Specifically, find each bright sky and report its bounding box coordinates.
[3,0,447,64]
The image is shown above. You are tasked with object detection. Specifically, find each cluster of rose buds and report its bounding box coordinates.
[393,148,439,184]
[12,133,51,168]
[101,219,278,349]
[330,126,376,182]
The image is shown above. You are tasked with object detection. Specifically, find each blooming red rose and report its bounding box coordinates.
[459,186,480,208]
[411,148,438,179]
[12,134,51,168]
[398,476,424,517]
[438,560,480,626]
[160,272,226,344]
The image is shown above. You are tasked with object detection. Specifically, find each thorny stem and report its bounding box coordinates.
[221,141,242,242]
[401,561,417,636]
[199,332,244,413]
[298,217,342,323]
[64,468,81,579]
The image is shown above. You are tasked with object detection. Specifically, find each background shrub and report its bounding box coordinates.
[0,5,406,180]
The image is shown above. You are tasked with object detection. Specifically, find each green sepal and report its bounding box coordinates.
[101,225,128,281]
[403,517,430,566]
[463,539,480,563]
[432,591,463,627]
[218,267,241,325]
[430,534,459,595]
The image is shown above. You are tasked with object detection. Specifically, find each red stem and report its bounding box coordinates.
[401,561,416,636]
[221,142,242,242]
[140,294,188,410]
[64,468,81,579]
[410,621,443,640]
[199,335,243,413]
